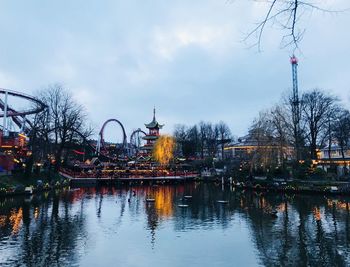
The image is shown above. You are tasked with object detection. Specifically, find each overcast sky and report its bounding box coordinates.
[0,0,349,142]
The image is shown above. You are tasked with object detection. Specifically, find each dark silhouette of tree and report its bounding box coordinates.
[216,121,232,160]
[333,109,350,174]
[32,84,92,172]
[301,89,337,159]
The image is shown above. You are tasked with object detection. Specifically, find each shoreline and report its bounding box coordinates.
[1,175,350,198]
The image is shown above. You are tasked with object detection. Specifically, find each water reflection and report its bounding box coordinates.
[1,183,350,266]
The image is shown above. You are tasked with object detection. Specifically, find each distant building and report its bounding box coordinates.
[317,143,350,175]
[0,129,28,172]
[141,108,164,154]
[224,135,293,165]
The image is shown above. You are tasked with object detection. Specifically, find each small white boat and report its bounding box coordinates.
[217,200,229,204]
[178,204,189,208]
[184,195,192,199]
[146,198,155,202]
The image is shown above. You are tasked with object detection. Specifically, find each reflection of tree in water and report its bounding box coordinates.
[3,184,350,266]
[244,193,350,266]
[145,201,158,249]
[142,185,181,249]
[173,183,234,231]
[0,190,88,266]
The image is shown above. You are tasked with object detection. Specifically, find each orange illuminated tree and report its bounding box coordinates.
[152,135,175,166]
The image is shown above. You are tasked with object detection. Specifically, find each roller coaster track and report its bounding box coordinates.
[0,88,47,134]
[0,99,33,130]
[96,118,127,156]
[0,88,47,118]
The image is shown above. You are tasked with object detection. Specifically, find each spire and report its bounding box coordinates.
[145,106,164,129]
[153,106,156,122]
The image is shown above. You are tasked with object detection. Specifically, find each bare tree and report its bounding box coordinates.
[204,122,218,158]
[198,121,207,159]
[173,124,187,156]
[248,111,276,174]
[245,0,346,50]
[35,84,91,172]
[270,105,291,167]
[324,105,341,160]
[301,89,337,159]
[333,109,350,168]
[283,91,305,161]
[186,125,200,157]
[216,121,232,160]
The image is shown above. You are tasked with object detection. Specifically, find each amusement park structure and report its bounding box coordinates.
[141,107,164,153]
[0,88,46,136]
[96,118,127,156]
[290,55,302,160]
[0,88,47,171]
[130,128,147,154]
[94,108,163,159]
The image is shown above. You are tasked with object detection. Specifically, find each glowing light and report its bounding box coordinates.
[152,135,175,166]
[18,133,27,139]
[34,207,40,220]
[277,203,286,213]
[9,208,23,234]
[0,215,6,227]
[313,207,322,221]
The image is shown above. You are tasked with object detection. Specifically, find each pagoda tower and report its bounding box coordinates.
[142,107,164,154]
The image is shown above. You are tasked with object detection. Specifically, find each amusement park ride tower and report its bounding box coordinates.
[141,108,164,154]
[290,55,302,160]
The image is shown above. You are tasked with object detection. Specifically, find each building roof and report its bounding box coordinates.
[145,107,164,129]
[141,145,154,150]
[143,135,158,140]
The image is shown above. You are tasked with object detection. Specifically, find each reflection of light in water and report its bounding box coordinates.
[0,215,6,227]
[34,207,40,220]
[154,187,174,218]
[313,207,322,221]
[240,199,244,208]
[277,203,286,213]
[327,199,349,210]
[9,208,23,234]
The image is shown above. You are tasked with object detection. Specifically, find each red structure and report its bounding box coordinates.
[141,108,164,154]
[0,130,28,171]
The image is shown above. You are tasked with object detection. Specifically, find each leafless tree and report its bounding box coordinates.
[34,84,92,172]
[333,109,350,166]
[199,121,207,159]
[301,89,337,159]
[216,121,232,159]
[173,124,187,156]
[245,0,346,51]
[283,91,305,161]
[248,111,276,173]
[270,105,291,166]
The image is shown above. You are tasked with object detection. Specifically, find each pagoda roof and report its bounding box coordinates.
[143,135,158,140]
[145,107,164,129]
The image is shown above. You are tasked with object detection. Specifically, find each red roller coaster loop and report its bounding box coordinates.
[97,118,127,155]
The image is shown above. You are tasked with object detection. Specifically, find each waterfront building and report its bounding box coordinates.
[224,135,293,164]
[141,108,164,155]
[317,143,350,176]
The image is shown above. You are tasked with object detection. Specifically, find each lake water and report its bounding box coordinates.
[1,182,350,266]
